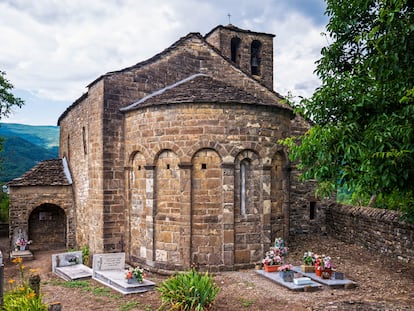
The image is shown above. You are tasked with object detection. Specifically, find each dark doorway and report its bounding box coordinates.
[29,204,66,250]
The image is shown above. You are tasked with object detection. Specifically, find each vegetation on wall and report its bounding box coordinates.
[281,0,414,221]
[0,185,9,222]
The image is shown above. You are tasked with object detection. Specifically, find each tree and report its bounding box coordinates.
[0,70,24,178]
[282,0,414,220]
[0,70,24,120]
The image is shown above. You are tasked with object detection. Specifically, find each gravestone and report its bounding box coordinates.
[291,266,356,288]
[10,228,33,260]
[92,253,155,295]
[52,251,92,281]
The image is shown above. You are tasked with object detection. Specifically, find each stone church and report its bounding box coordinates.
[8,24,319,271]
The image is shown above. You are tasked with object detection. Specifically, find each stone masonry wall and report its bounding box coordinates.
[288,115,321,236]
[59,81,105,252]
[124,102,291,270]
[326,203,414,263]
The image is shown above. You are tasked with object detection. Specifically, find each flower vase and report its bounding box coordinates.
[127,276,143,284]
[301,265,315,273]
[19,246,26,251]
[315,268,322,277]
[280,271,294,282]
[127,277,136,284]
[321,269,332,279]
[264,264,280,272]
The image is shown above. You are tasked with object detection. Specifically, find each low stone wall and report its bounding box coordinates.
[325,203,414,263]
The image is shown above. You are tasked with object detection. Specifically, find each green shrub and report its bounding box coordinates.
[2,257,48,311]
[0,189,9,222]
[3,288,47,311]
[157,269,219,311]
[82,245,90,266]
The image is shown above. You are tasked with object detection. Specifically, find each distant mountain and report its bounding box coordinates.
[0,123,59,182]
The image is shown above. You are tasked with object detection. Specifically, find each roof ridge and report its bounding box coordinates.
[120,73,207,111]
[87,32,204,89]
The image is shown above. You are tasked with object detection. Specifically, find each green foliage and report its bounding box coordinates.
[282,0,414,220]
[157,269,219,311]
[0,187,9,222]
[2,257,48,311]
[58,280,90,289]
[119,301,141,311]
[2,289,47,311]
[0,72,24,122]
[82,245,90,266]
[240,298,255,308]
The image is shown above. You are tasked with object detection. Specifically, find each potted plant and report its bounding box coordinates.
[262,250,283,272]
[315,254,335,279]
[262,237,289,272]
[301,251,316,273]
[125,266,145,284]
[278,264,294,282]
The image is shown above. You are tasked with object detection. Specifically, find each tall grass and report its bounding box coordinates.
[157,269,219,311]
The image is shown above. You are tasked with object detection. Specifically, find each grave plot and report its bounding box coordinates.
[10,228,33,261]
[92,253,155,295]
[291,266,357,288]
[52,251,92,281]
[256,269,322,291]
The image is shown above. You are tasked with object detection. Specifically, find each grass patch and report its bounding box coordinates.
[240,298,256,308]
[92,286,121,299]
[44,279,91,289]
[119,301,141,311]
[61,280,91,289]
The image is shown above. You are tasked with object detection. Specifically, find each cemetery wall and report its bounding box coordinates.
[326,203,414,263]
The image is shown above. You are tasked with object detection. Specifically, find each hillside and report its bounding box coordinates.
[0,123,59,182]
[0,123,59,149]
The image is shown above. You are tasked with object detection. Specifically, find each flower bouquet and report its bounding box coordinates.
[125,266,145,283]
[15,238,32,251]
[262,237,288,272]
[314,254,335,279]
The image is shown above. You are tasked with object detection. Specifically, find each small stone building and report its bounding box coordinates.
[8,159,75,250]
[9,24,319,271]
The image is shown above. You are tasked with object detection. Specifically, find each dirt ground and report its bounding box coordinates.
[1,234,414,311]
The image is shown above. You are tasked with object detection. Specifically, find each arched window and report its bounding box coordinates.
[82,126,87,155]
[250,40,262,76]
[231,37,241,64]
[67,134,70,160]
[240,159,250,216]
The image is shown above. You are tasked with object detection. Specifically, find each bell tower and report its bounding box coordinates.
[205,24,275,90]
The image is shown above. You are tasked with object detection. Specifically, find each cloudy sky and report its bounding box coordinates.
[0,0,329,126]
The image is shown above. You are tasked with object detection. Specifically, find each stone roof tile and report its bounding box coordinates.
[121,74,288,112]
[8,159,72,187]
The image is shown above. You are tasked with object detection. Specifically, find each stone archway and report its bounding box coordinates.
[28,203,66,250]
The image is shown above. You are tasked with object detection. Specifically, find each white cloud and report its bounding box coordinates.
[271,12,326,100]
